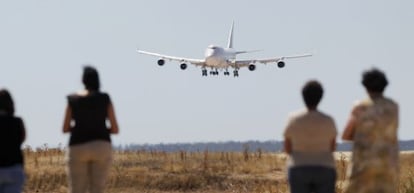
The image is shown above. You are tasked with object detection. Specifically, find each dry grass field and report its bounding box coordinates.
[22,146,414,193]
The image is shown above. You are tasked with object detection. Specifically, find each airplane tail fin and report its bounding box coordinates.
[227,21,234,49]
[227,21,261,55]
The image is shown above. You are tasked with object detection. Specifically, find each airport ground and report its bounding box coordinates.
[23,148,414,193]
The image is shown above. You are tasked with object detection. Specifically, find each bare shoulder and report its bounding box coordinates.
[316,110,334,122]
[76,90,89,96]
[287,109,307,121]
[350,98,372,115]
[384,97,399,108]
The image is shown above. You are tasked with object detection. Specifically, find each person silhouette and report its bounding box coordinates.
[342,68,399,193]
[62,66,119,193]
[283,80,337,193]
[0,89,26,193]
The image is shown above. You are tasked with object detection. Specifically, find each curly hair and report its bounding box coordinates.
[362,68,388,93]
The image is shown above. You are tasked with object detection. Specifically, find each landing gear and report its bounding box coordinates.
[233,70,239,77]
[202,69,208,76]
[201,68,238,77]
[209,69,219,76]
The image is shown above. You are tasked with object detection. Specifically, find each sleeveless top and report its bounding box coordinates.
[67,92,111,146]
[0,115,24,167]
[345,96,399,193]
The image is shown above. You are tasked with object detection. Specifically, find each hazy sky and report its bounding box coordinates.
[1,0,413,147]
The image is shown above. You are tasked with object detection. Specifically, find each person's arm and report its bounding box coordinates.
[342,108,357,141]
[330,138,336,152]
[330,118,337,152]
[18,118,26,144]
[62,105,72,133]
[107,103,119,134]
[284,137,292,154]
[283,115,294,154]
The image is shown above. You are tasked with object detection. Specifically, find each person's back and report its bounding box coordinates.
[285,110,337,168]
[342,68,399,193]
[0,116,24,167]
[62,66,119,193]
[352,97,398,155]
[346,97,399,192]
[68,92,111,146]
[0,89,26,193]
[283,80,337,193]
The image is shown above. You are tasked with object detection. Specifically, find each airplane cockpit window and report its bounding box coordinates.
[208,45,217,49]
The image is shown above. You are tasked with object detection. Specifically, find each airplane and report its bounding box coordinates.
[137,22,312,77]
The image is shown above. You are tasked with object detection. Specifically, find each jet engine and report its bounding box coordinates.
[248,64,256,71]
[180,63,187,70]
[277,61,285,68]
[157,59,165,66]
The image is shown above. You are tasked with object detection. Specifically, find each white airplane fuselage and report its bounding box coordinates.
[204,45,236,69]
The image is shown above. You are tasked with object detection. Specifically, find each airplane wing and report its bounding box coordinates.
[233,53,312,67]
[137,49,205,66]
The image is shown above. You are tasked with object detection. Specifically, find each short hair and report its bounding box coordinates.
[362,68,388,93]
[0,89,15,115]
[302,80,323,109]
[82,66,100,91]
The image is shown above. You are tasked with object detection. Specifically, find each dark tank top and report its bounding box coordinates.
[0,115,24,167]
[67,92,111,146]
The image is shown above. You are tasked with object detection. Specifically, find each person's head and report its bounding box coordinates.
[0,89,15,115]
[361,68,388,94]
[82,66,100,91]
[302,80,323,110]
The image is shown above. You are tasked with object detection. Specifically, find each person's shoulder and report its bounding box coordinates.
[317,110,335,121]
[383,96,398,106]
[353,98,371,107]
[96,92,111,104]
[0,115,22,122]
[379,96,399,114]
[287,109,307,120]
[97,92,110,99]
[317,111,337,131]
[290,109,307,116]
[13,116,23,121]
[15,116,24,126]
[350,98,372,114]
[99,92,110,97]
[8,116,24,127]
[67,92,80,101]
[284,109,305,134]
